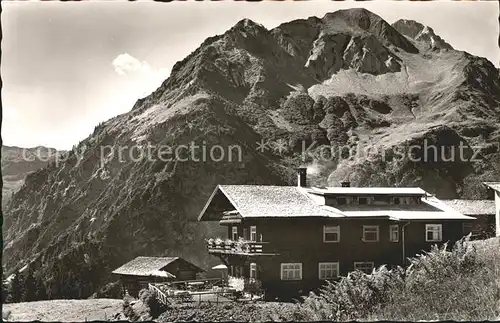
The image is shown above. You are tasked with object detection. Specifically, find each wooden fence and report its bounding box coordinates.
[148,283,170,305]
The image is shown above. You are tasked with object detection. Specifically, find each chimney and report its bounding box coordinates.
[341,181,350,187]
[297,167,307,187]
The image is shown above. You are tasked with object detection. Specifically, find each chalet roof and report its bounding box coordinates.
[484,182,500,192]
[198,185,475,221]
[441,199,496,215]
[215,185,343,218]
[310,187,427,196]
[112,256,203,278]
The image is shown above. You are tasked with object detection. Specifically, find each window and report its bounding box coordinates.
[280,263,302,280]
[394,197,401,205]
[373,195,390,204]
[426,224,442,242]
[363,225,379,242]
[250,226,257,242]
[319,262,339,279]
[358,197,368,205]
[389,225,399,242]
[250,263,257,279]
[337,197,347,205]
[232,226,238,240]
[463,222,480,237]
[323,225,340,243]
[354,262,374,274]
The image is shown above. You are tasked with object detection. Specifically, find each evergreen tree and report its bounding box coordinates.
[2,268,10,303]
[9,270,23,303]
[34,274,48,300]
[23,267,37,301]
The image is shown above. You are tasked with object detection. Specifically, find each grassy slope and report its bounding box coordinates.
[2,299,123,322]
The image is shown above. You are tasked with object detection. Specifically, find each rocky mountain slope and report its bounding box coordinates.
[4,8,500,298]
[2,146,60,205]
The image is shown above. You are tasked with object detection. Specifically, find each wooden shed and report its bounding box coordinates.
[112,256,204,297]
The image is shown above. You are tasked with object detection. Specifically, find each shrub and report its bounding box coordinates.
[281,92,315,124]
[292,265,404,321]
[94,281,122,299]
[292,236,500,322]
[122,294,139,322]
[377,236,500,321]
[138,288,167,319]
[228,276,245,292]
[245,279,264,299]
[324,96,349,116]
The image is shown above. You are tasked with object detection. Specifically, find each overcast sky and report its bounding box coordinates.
[2,0,499,150]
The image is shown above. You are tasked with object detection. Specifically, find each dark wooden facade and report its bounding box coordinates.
[211,216,468,300]
[199,177,476,300]
[118,275,173,298]
[462,215,495,239]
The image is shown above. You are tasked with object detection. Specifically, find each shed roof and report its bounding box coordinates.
[441,199,496,216]
[484,182,500,192]
[112,256,203,278]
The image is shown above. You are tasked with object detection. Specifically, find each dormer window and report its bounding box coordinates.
[337,197,347,205]
[373,195,390,205]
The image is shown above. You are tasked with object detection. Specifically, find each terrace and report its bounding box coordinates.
[206,238,278,256]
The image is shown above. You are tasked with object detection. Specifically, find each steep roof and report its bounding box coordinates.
[198,185,474,221]
[214,185,343,218]
[112,256,203,278]
[441,199,496,215]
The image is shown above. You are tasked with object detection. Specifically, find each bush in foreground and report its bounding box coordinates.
[292,236,500,321]
[292,265,405,321]
[377,237,500,321]
[122,289,167,322]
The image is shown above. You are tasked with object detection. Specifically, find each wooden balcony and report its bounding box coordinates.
[206,238,278,256]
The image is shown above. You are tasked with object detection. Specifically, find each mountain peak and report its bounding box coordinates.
[232,18,267,33]
[320,8,419,54]
[322,8,383,32]
[392,19,453,51]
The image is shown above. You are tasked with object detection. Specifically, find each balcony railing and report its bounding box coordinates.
[206,238,277,256]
